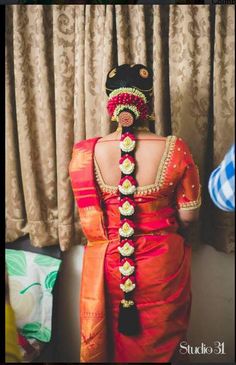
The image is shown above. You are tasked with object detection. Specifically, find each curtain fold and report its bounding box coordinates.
[6,4,235,252]
[209,5,235,253]
[6,6,28,241]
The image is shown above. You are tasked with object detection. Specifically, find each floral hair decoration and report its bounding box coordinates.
[105,64,153,336]
[107,87,148,122]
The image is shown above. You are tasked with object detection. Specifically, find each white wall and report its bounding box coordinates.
[51,244,234,363]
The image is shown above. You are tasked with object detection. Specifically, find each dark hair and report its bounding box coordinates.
[106,63,153,101]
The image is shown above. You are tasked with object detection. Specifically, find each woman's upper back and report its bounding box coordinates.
[94,131,168,187]
[70,132,201,211]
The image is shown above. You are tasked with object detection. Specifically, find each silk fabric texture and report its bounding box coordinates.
[69,135,201,363]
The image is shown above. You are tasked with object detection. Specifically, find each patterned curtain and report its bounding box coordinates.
[6,5,235,252]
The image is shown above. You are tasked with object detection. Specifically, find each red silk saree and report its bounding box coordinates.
[69,135,201,363]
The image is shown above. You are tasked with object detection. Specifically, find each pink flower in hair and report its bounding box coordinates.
[119,197,135,216]
[120,133,136,152]
[118,239,135,257]
[120,275,136,293]
[119,154,135,174]
[119,258,135,276]
[118,176,137,195]
[119,218,135,237]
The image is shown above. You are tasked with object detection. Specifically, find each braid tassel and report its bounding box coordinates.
[118,299,140,336]
[117,124,140,336]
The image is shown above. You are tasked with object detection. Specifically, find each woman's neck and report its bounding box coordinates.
[116,122,151,133]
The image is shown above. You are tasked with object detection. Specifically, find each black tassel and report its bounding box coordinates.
[118,300,140,336]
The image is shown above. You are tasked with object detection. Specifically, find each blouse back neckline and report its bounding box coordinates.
[94,135,177,195]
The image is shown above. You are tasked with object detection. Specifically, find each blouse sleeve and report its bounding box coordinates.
[175,139,201,210]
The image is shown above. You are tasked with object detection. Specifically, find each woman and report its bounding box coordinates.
[69,64,201,363]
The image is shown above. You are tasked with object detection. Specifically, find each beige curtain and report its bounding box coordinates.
[6,5,235,252]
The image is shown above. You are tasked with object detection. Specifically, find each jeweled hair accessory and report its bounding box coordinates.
[105,64,153,336]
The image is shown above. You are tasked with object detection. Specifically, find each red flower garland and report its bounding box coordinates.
[119,154,135,165]
[118,125,140,334]
[107,92,148,120]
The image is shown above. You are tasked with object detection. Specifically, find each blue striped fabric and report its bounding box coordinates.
[208,144,235,212]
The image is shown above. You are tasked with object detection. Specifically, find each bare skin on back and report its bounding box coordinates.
[95,130,199,227]
[95,130,166,187]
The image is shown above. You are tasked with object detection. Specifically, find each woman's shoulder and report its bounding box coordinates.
[162,136,193,165]
[133,133,189,146]
[168,135,195,167]
[167,135,191,149]
[73,136,101,150]
[72,134,191,152]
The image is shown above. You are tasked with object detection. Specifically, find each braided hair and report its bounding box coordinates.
[106,64,153,336]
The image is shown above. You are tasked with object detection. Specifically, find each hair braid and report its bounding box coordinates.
[117,121,140,335]
[106,64,153,336]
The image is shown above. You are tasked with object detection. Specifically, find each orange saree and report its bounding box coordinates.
[69,135,201,363]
